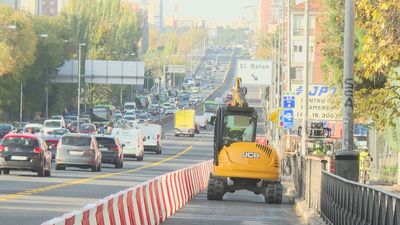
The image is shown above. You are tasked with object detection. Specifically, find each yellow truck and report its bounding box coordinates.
[174,109,196,137]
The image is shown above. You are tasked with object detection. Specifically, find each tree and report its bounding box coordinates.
[321,0,400,131]
[0,6,36,76]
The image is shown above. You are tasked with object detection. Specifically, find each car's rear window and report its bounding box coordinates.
[80,124,94,130]
[95,137,116,148]
[45,121,61,128]
[0,125,12,131]
[2,137,38,148]
[61,136,91,146]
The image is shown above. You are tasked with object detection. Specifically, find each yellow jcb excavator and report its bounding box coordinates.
[207,77,282,204]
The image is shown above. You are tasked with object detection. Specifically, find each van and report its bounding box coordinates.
[139,124,162,154]
[174,109,196,137]
[114,128,144,161]
[124,102,136,112]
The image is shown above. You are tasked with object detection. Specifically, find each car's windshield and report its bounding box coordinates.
[2,137,38,148]
[49,129,68,136]
[62,136,91,146]
[80,124,94,130]
[45,121,61,128]
[222,115,256,143]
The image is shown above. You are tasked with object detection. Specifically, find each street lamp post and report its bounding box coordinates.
[77,43,86,133]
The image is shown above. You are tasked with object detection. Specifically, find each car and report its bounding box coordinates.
[147,107,159,116]
[79,123,96,134]
[115,113,123,121]
[165,107,175,115]
[55,134,102,172]
[139,124,162,154]
[66,116,77,122]
[137,114,151,123]
[43,128,70,160]
[124,115,137,126]
[23,123,43,134]
[95,135,124,168]
[14,122,29,132]
[68,121,81,133]
[0,124,14,140]
[80,118,91,124]
[124,110,136,117]
[190,87,200,94]
[51,115,64,121]
[195,115,207,129]
[43,119,66,135]
[114,128,144,161]
[124,102,136,112]
[0,133,52,176]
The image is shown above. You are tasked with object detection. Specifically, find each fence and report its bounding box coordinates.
[292,155,400,225]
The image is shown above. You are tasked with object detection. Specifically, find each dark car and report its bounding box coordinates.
[14,122,29,132]
[55,134,102,172]
[79,124,96,134]
[95,135,124,168]
[0,124,14,139]
[0,133,52,176]
[43,128,70,160]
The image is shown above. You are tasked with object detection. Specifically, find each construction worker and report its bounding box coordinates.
[359,148,373,184]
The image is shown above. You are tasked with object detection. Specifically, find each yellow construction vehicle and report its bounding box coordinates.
[207,77,282,204]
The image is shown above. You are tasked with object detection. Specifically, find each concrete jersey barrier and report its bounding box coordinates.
[41,160,213,225]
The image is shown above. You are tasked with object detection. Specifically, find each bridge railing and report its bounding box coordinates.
[292,155,400,225]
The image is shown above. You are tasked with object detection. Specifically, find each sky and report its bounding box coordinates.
[163,0,259,25]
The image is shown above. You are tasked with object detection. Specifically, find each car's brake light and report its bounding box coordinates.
[33,147,42,153]
[110,145,119,151]
[0,144,5,152]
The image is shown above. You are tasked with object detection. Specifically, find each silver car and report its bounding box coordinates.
[55,134,102,172]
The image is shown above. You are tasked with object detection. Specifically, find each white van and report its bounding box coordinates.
[124,102,136,112]
[139,124,162,154]
[43,119,66,135]
[114,128,144,161]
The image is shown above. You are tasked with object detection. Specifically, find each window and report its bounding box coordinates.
[299,45,303,52]
[294,45,298,52]
[62,136,91,146]
[222,115,256,143]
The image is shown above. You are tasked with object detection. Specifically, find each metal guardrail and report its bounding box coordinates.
[292,155,400,225]
[321,171,400,225]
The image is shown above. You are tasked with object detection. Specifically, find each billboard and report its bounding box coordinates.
[53,60,145,85]
[291,83,342,121]
[84,60,144,85]
[237,60,273,85]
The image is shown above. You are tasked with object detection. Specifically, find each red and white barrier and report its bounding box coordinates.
[42,160,213,225]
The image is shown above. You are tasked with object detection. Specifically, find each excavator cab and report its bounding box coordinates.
[213,106,257,164]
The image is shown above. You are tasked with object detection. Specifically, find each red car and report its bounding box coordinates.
[79,124,96,134]
[0,133,52,176]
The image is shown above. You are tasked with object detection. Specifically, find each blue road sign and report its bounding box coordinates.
[283,95,295,108]
[283,109,294,129]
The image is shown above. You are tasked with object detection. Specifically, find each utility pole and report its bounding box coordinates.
[77,43,86,133]
[301,0,309,156]
[342,0,355,151]
[287,0,292,91]
[19,83,23,122]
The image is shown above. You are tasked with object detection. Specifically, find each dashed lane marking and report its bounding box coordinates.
[0,145,193,202]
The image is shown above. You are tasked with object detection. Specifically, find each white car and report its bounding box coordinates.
[43,119,66,135]
[165,107,175,115]
[23,123,44,134]
[114,128,144,161]
[195,115,207,129]
[124,115,137,126]
[139,124,162,154]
